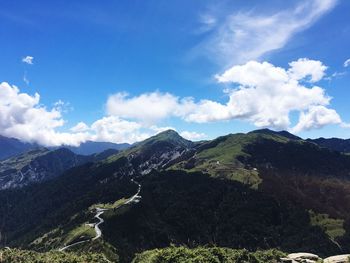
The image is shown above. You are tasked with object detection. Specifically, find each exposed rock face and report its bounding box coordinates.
[281,253,349,263]
[0,148,91,189]
[324,255,350,263]
[281,253,321,263]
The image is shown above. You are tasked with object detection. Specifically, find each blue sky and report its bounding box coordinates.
[0,0,350,145]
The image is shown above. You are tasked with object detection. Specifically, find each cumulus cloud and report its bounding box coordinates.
[344,59,350,68]
[210,59,337,131]
[291,106,341,133]
[106,92,195,124]
[22,56,34,65]
[288,58,327,82]
[197,0,337,65]
[0,82,85,146]
[104,59,343,133]
[89,116,148,144]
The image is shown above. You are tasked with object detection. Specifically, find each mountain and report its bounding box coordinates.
[107,129,194,175]
[0,148,119,190]
[308,137,350,154]
[1,129,350,262]
[61,141,130,155]
[0,148,92,190]
[0,134,130,161]
[0,135,37,160]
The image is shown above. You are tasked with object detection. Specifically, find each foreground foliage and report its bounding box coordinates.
[132,246,286,263]
[0,248,110,263]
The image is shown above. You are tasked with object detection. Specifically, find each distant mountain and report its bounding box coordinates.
[61,141,130,155]
[0,135,37,160]
[0,148,92,190]
[0,147,119,190]
[308,137,350,153]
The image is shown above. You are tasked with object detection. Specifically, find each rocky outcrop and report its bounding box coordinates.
[281,253,321,263]
[281,253,349,263]
[324,255,350,263]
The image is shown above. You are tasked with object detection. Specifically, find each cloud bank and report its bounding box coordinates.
[0,58,346,146]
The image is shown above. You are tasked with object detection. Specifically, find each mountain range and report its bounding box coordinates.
[0,129,350,262]
[0,135,130,160]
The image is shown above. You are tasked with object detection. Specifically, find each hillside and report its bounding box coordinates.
[0,135,37,160]
[309,137,350,154]
[1,129,350,262]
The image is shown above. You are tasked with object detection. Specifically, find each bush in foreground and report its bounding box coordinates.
[132,246,286,263]
[0,248,110,263]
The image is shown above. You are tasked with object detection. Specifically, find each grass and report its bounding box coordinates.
[170,133,272,187]
[63,224,96,245]
[90,198,128,210]
[309,210,345,240]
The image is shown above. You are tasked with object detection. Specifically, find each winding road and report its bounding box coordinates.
[59,179,141,251]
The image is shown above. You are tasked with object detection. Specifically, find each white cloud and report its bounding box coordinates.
[0,57,346,146]
[106,91,195,124]
[88,116,150,144]
[0,82,85,146]
[0,82,155,146]
[291,106,341,133]
[104,59,341,133]
[70,122,89,133]
[197,0,337,66]
[180,131,206,141]
[344,58,350,67]
[22,56,34,65]
[195,59,337,132]
[288,58,327,82]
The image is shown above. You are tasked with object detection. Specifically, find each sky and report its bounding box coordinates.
[0,0,350,146]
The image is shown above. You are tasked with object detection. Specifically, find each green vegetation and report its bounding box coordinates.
[90,198,128,210]
[132,246,285,263]
[63,224,95,245]
[170,131,294,187]
[0,248,110,263]
[309,211,345,240]
[102,171,340,262]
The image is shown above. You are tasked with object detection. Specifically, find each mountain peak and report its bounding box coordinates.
[145,129,192,147]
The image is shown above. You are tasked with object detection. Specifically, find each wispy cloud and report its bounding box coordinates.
[196,0,337,66]
[344,58,350,67]
[22,56,34,65]
[23,72,30,85]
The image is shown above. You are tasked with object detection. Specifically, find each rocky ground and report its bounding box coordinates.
[281,253,350,263]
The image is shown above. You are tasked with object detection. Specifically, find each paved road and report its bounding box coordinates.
[59,179,141,251]
[92,208,107,240]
